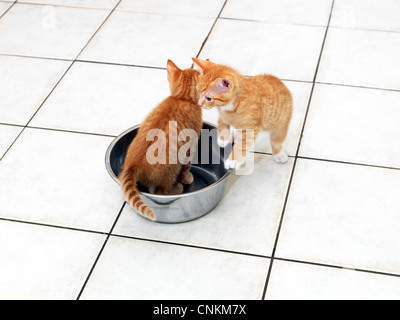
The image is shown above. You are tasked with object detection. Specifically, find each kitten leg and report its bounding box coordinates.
[270,128,289,164]
[225,129,258,170]
[170,182,184,194]
[217,117,232,148]
[179,163,194,184]
[155,181,184,195]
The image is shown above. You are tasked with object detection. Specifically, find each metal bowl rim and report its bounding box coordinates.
[105,121,233,199]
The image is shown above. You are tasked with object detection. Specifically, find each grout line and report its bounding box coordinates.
[261,159,297,299]
[274,257,343,271]
[297,155,400,171]
[252,151,400,172]
[0,52,74,62]
[12,1,114,11]
[0,124,116,162]
[106,8,223,20]
[76,202,126,300]
[26,125,118,138]
[350,267,400,279]
[194,0,228,59]
[0,127,25,162]
[251,150,272,156]
[261,0,336,300]
[0,1,16,20]
[0,216,108,236]
[75,59,167,70]
[315,81,400,93]
[110,232,271,260]
[329,24,400,35]
[279,78,313,84]
[274,257,400,279]
[219,16,327,29]
[0,122,24,128]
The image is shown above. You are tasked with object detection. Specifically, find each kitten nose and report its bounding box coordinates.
[198,99,204,107]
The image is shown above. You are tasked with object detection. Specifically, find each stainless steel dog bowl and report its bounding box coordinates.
[105,122,233,223]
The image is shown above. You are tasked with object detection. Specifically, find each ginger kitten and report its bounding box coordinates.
[192,58,293,169]
[119,60,202,221]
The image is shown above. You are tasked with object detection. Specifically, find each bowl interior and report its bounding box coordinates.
[107,123,232,194]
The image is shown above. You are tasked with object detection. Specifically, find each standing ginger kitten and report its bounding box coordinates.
[119,60,202,221]
[192,58,293,169]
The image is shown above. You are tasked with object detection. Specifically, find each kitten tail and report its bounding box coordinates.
[119,167,155,221]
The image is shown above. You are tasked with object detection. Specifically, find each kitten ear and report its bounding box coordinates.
[191,58,210,75]
[192,62,203,75]
[207,78,233,96]
[167,59,181,81]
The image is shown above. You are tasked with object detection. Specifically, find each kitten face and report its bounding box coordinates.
[192,58,236,109]
[197,77,233,109]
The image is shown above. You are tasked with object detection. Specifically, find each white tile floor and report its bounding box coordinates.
[0,0,399,300]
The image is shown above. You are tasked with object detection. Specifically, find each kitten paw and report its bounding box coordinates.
[180,171,194,185]
[225,159,243,170]
[273,152,289,164]
[217,136,231,148]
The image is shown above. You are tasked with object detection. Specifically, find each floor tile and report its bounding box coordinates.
[0,124,22,158]
[0,128,124,232]
[0,220,106,300]
[221,0,332,26]
[318,28,400,90]
[80,236,269,299]
[276,159,400,274]
[20,0,119,9]
[203,81,313,156]
[79,11,214,68]
[0,56,71,126]
[300,84,400,168]
[113,154,294,256]
[30,62,169,136]
[199,19,326,81]
[0,1,12,16]
[266,260,400,300]
[331,0,400,32]
[118,0,225,17]
[0,4,109,59]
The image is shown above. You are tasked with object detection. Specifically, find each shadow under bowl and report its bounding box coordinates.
[105,122,233,223]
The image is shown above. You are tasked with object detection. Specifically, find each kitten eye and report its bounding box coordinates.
[205,97,212,102]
